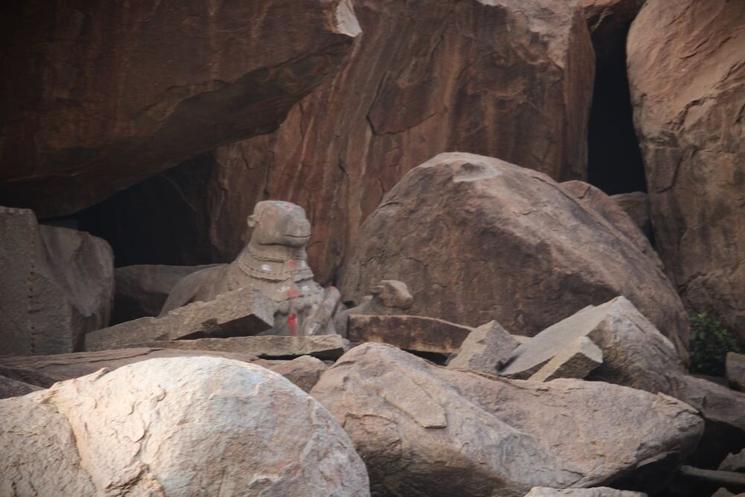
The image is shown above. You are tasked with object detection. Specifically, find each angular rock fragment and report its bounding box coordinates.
[501,296,745,436]
[142,334,348,360]
[311,343,703,497]
[0,0,361,217]
[628,0,745,342]
[528,336,603,382]
[447,321,518,374]
[500,297,681,393]
[0,206,113,354]
[0,375,40,399]
[711,489,736,497]
[525,488,646,497]
[0,357,370,496]
[85,287,274,351]
[336,280,415,335]
[341,153,689,358]
[113,264,218,323]
[255,356,328,392]
[727,352,745,391]
[347,314,472,354]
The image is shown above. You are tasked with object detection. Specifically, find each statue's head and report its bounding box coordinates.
[247,201,311,248]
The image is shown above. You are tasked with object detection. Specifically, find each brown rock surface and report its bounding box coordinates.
[200,0,594,282]
[0,357,370,496]
[560,181,659,265]
[610,192,651,235]
[341,153,689,355]
[311,343,703,497]
[0,206,113,355]
[347,314,473,354]
[254,356,329,392]
[0,0,360,217]
[628,0,745,340]
[141,334,348,360]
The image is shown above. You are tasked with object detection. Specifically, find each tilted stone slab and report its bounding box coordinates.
[529,336,603,382]
[500,296,682,393]
[85,287,273,351]
[141,334,348,360]
[347,314,472,354]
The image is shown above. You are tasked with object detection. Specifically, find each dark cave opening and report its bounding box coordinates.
[72,152,217,267]
[586,24,647,195]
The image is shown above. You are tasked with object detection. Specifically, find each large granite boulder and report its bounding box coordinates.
[0,206,113,355]
[0,357,370,496]
[628,0,745,341]
[0,0,360,217]
[311,343,703,497]
[340,153,689,357]
[188,0,595,282]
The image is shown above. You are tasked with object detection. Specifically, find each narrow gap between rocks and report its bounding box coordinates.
[586,24,647,195]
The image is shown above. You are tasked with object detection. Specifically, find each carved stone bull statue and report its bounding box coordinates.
[161,201,340,336]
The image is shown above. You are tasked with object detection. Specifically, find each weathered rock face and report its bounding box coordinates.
[628,0,745,340]
[199,0,594,282]
[0,0,360,217]
[0,357,370,496]
[446,321,519,374]
[341,153,689,355]
[560,181,659,266]
[311,343,703,497]
[0,207,113,355]
[610,192,651,236]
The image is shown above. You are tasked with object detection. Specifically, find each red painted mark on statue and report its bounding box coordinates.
[288,314,298,336]
[287,287,301,298]
[287,259,298,269]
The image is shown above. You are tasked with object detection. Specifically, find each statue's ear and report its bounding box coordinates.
[247,214,257,229]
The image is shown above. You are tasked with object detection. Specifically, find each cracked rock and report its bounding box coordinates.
[311,343,703,497]
[0,356,370,497]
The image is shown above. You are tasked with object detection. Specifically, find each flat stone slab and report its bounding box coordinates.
[529,336,603,382]
[347,314,472,354]
[0,348,259,388]
[85,287,274,351]
[142,335,348,360]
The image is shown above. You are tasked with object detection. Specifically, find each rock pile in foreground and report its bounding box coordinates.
[0,356,370,497]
